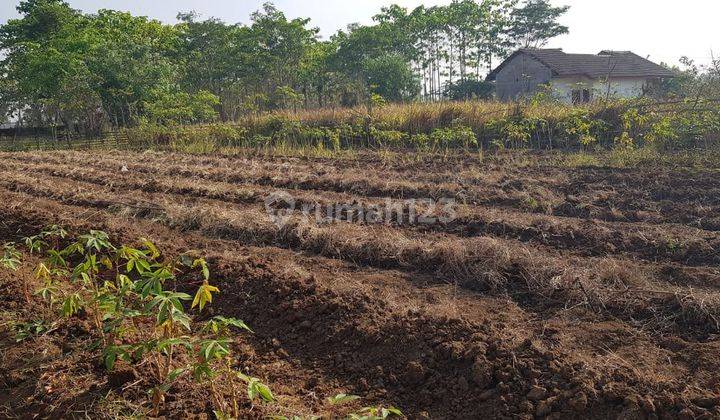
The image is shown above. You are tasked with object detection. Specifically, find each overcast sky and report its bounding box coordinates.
[1,0,717,67]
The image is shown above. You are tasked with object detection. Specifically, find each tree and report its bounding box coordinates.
[651,56,720,100]
[363,53,420,102]
[0,0,180,132]
[175,12,241,120]
[143,89,219,125]
[250,3,318,101]
[475,0,518,74]
[298,41,337,108]
[0,0,577,125]
[86,10,179,126]
[0,0,101,132]
[507,0,569,48]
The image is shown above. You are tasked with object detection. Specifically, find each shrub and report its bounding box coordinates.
[557,109,602,147]
[429,125,477,150]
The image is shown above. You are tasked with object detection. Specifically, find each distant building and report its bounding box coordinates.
[486,49,675,103]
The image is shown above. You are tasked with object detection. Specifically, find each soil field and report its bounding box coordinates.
[1,149,720,419]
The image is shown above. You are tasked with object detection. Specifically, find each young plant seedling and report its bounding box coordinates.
[4,227,269,418]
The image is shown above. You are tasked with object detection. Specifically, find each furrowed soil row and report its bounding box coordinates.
[7,151,720,232]
[1,162,716,284]
[2,150,720,419]
[3,152,554,214]
[0,190,538,418]
[1,177,719,419]
[1,172,719,342]
[3,161,720,295]
[2,160,719,271]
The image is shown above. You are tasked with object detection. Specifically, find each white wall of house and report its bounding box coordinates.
[550,76,649,103]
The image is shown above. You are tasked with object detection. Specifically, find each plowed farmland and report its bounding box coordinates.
[1,149,720,419]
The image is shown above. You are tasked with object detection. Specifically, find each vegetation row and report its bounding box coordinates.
[117,99,720,152]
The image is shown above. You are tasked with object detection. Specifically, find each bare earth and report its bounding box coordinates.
[1,150,719,419]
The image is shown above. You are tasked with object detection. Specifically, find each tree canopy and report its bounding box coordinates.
[0,0,572,132]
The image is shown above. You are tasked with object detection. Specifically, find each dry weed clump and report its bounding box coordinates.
[426,237,514,292]
[641,288,720,335]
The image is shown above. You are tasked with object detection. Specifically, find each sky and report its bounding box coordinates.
[0,0,717,68]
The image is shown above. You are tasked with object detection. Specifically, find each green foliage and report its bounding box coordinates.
[328,394,361,405]
[13,319,51,342]
[2,227,265,418]
[275,86,304,112]
[238,372,276,402]
[371,128,407,148]
[1,243,22,271]
[112,97,720,153]
[429,125,478,149]
[613,104,712,150]
[326,393,403,420]
[507,0,570,48]
[487,116,536,148]
[557,109,602,147]
[444,78,494,101]
[348,406,403,420]
[143,90,220,125]
[363,53,420,102]
[0,0,576,132]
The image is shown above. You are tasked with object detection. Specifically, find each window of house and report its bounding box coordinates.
[572,89,592,104]
[571,90,581,104]
[583,89,592,103]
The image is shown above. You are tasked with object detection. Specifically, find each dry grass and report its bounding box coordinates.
[241,100,592,135]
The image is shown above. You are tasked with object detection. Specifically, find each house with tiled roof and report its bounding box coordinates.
[486,49,675,103]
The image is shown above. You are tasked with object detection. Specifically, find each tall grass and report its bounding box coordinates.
[17,99,718,154]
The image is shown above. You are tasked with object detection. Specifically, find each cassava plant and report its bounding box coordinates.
[328,394,403,420]
[4,226,273,419]
[1,242,25,301]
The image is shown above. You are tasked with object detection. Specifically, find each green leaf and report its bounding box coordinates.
[214,316,253,333]
[136,258,151,273]
[192,258,210,281]
[384,407,403,417]
[103,344,131,371]
[62,293,83,317]
[250,379,275,402]
[174,312,192,331]
[105,350,117,370]
[192,362,214,381]
[240,374,274,403]
[213,411,234,420]
[328,393,361,405]
[141,238,160,259]
[1,243,22,271]
[158,337,192,354]
[199,338,232,362]
[167,367,188,382]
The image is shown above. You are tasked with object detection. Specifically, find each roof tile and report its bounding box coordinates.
[487,49,675,80]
